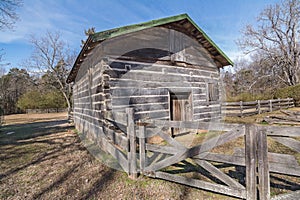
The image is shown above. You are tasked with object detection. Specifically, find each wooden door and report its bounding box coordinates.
[170,92,192,137]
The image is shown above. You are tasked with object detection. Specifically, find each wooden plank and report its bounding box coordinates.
[109,79,205,88]
[146,144,178,154]
[258,126,300,137]
[241,105,258,109]
[101,136,129,173]
[146,120,241,131]
[269,163,300,177]
[145,126,245,172]
[222,102,241,106]
[194,153,245,166]
[271,190,300,200]
[194,159,245,189]
[112,96,169,106]
[271,136,300,153]
[234,148,299,167]
[133,103,169,112]
[104,111,128,126]
[229,148,300,176]
[126,108,137,179]
[263,118,300,125]
[222,107,242,111]
[111,87,168,96]
[102,126,128,150]
[256,130,270,200]
[154,171,246,199]
[134,110,169,121]
[108,59,218,76]
[242,101,257,106]
[156,130,187,150]
[139,125,146,173]
[268,115,300,122]
[280,110,300,116]
[245,124,257,200]
[144,151,184,172]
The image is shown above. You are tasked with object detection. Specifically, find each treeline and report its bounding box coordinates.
[0,68,67,114]
[222,61,300,105]
[0,28,95,115]
[223,0,300,104]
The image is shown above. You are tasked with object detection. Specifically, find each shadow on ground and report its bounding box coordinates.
[0,118,121,200]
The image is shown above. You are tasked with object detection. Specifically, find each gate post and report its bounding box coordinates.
[126,108,137,179]
[257,129,270,200]
[139,124,146,174]
[257,100,261,115]
[245,124,257,200]
[240,101,244,117]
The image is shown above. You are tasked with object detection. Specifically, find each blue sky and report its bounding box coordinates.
[0,0,280,71]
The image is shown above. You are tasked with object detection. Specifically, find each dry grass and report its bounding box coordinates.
[1,109,299,199]
[224,107,300,124]
[0,112,239,200]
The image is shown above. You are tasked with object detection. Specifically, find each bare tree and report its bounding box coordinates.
[238,0,300,86]
[0,0,22,30]
[27,31,76,115]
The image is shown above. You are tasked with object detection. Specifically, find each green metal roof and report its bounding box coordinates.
[67,14,233,83]
[91,13,233,66]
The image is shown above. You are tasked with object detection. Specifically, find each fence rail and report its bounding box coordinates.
[78,108,300,199]
[222,98,294,117]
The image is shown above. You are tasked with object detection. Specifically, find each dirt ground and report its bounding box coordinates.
[0,113,236,200]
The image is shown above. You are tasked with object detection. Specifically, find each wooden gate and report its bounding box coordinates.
[137,120,248,198]
[135,119,300,199]
[99,108,300,199]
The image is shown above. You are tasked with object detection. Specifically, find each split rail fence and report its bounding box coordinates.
[98,108,300,199]
[222,98,294,117]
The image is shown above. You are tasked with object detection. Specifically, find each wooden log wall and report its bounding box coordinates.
[71,26,226,173]
[72,26,224,141]
[107,58,221,122]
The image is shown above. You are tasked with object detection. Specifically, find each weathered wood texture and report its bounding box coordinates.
[257,130,270,200]
[73,102,300,199]
[136,119,300,199]
[127,108,137,179]
[154,171,247,199]
[107,58,221,122]
[222,98,294,117]
[71,24,298,199]
[263,110,300,125]
[245,124,257,200]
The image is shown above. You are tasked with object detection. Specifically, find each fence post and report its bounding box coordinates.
[245,124,257,200]
[240,101,243,117]
[287,98,291,108]
[126,108,137,179]
[278,98,281,110]
[269,100,273,112]
[290,98,295,108]
[257,129,270,200]
[139,124,146,174]
[257,100,261,115]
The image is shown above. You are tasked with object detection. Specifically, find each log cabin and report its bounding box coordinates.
[67,13,233,138]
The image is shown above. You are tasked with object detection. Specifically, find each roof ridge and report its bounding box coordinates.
[91,13,188,42]
[67,13,233,83]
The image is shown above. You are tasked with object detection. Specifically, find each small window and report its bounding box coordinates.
[207,83,219,102]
